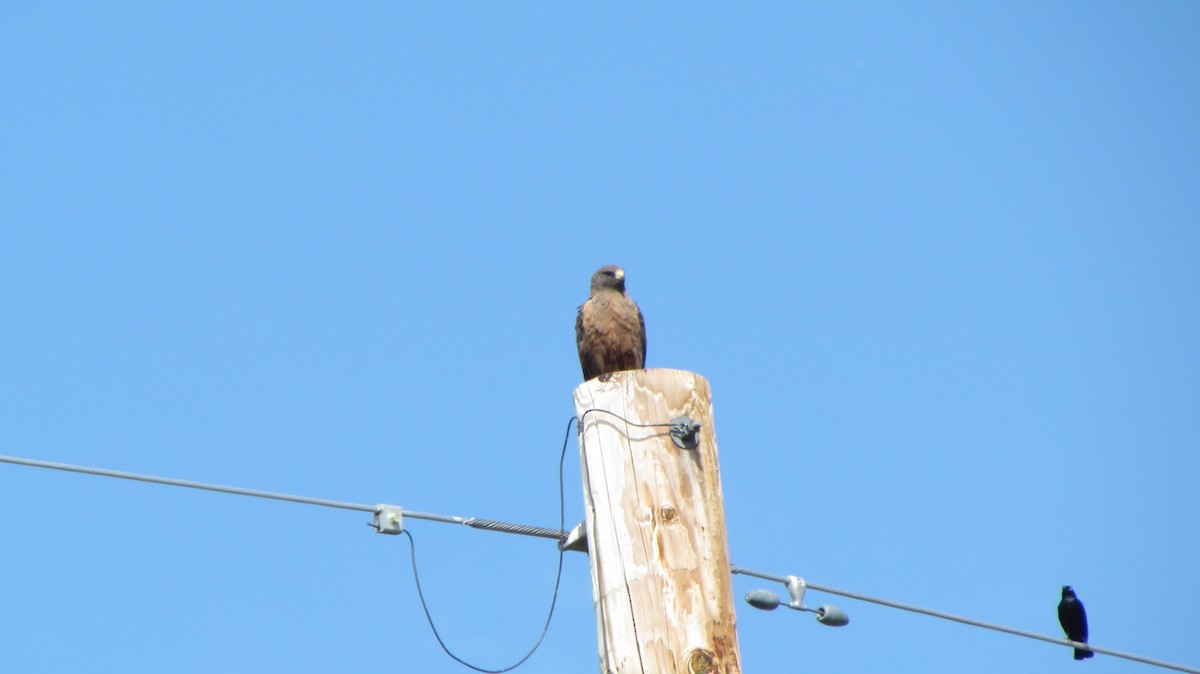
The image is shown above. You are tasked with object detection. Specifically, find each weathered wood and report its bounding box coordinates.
[574,369,741,674]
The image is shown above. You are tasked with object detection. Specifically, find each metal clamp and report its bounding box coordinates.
[670,415,702,449]
[373,504,404,535]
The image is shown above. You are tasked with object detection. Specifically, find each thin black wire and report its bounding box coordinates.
[401,417,574,673]
[576,407,674,429]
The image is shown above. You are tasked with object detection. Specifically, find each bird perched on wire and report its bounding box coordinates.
[1058,586,1094,660]
[576,265,646,382]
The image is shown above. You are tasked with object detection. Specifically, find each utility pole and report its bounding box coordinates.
[573,369,741,674]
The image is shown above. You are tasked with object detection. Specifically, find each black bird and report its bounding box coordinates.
[1058,586,1094,660]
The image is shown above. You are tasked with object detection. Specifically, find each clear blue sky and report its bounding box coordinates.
[3,3,1198,673]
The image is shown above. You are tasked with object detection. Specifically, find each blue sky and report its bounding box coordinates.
[2,2,1198,673]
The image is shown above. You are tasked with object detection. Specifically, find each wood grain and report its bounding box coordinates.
[574,369,741,674]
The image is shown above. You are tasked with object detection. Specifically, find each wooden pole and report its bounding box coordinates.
[574,369,741,674]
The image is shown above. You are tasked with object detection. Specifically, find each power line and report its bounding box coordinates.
[732,566,1200,674]
[2,419,578,674]
[11,451,1194,672]
[0,453,567,541]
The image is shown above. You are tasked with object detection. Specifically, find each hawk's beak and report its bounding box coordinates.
[615,269,625,280]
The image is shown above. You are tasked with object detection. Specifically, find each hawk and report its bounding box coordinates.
[576,265,646,381]
[1057,586,1094,660]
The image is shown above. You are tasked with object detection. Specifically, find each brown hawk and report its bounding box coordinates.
[575,265,646,381]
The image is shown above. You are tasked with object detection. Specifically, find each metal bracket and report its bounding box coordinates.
[373,504,404,535]
[560,521,588,553]
[669,415,702,449]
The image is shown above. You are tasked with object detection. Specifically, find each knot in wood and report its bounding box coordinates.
[658,504,678,523]
[686,648,716,674]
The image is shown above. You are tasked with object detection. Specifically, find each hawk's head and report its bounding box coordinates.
[590,265,627,294]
